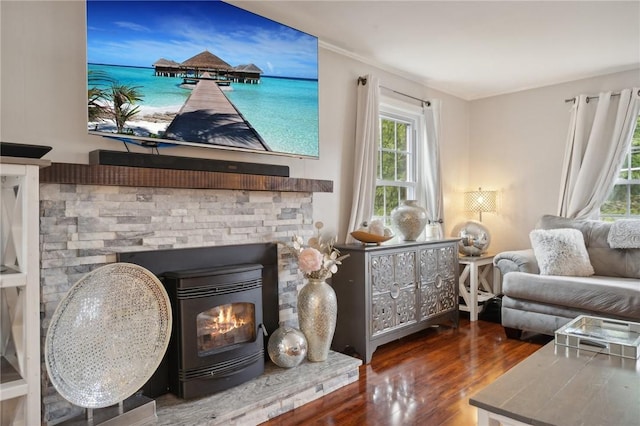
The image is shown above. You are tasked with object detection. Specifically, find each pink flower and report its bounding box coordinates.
[298,247,323,274]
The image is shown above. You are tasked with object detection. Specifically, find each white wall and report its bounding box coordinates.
[4,1,637,254]
[0,0,470,242]
[471,69,640,253]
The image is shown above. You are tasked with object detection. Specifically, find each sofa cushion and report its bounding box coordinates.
[502,272,640,320]
[530,228,594,276]
[537,215,640,279]
[501,302,583,336]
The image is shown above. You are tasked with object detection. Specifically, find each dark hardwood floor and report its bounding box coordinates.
[263,317,552,426]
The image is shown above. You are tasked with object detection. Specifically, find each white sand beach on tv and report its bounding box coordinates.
[88,105,181,139]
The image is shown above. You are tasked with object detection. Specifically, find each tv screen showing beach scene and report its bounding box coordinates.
[87,0,319,158]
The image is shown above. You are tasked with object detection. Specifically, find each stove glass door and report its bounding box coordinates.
[196,302,256,356]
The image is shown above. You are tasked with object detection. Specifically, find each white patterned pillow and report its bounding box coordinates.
[530,228,594,276]
[607,219,640,248]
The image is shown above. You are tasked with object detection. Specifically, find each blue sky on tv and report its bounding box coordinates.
[87,0,318,80]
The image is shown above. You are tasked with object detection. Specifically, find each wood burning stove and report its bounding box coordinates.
[117,243,279,399]
[162,264,265,399]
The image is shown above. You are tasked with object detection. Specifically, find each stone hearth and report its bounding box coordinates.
[155,351,361,425]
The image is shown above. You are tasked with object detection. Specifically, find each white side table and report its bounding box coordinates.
[458,254,500,321]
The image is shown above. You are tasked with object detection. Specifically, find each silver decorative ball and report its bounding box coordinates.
[267,326,307,368]
[453,220,491,256]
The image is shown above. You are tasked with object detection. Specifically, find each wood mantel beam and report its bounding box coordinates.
[39,163,333,193]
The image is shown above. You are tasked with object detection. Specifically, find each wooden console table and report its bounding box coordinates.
[331,239,459,363]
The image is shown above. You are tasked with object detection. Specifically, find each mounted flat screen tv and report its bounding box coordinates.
[86,0,319,158]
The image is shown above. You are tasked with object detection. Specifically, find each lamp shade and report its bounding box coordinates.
[464,187,496,221]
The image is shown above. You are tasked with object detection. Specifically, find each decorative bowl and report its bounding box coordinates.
[350,231,393,245]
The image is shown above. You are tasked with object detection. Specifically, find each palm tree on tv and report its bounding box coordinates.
[87,71,143,134]
[109,84,143,134]
[87,70,112,123]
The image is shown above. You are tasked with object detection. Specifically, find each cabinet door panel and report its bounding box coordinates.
[394,251,415,287]
[370,251,417,337]
[370,254,394,293]
[437,244,456,280]
[371,293,394,335]
[419,246,457,319]
[371,286,417,336]
[396,287,417,326]
[394,251,417,326]
[370,254,396,336]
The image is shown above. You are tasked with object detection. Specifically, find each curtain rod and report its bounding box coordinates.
[564,89,640,104]
[358,76,431,107]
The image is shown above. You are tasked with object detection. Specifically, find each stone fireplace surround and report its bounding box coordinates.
[37,163,358,425]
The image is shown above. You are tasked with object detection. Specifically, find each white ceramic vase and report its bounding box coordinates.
[391,200,428,241]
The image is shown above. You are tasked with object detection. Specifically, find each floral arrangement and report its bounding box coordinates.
[285,222,349,280]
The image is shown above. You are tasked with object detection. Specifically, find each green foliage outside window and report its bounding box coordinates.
[600,115,640,220]
[374,186,407,218]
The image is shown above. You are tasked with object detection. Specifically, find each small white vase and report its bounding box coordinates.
[391,200,428,241]
[297,277,337,362]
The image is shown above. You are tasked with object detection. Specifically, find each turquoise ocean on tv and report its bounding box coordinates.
[88,63,319,157]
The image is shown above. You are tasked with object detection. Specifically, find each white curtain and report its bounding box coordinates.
[558,88,640,219]
[417,99,444,238]
[345,75,380,243]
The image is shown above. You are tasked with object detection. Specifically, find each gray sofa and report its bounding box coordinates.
[494,215,640,337]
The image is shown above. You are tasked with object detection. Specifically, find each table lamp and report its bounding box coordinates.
[456,187,497,256]
[464,187,497,222]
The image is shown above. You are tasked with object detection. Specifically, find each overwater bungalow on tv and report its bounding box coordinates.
[153,50,263,84]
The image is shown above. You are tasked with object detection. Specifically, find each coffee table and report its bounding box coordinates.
[470,341,640,425]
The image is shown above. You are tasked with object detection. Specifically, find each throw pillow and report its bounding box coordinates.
[530,228,595,276]
[607,219,640,249]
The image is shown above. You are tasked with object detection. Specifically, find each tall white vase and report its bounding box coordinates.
[297,278,337,362]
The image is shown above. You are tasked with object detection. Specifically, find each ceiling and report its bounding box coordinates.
[228,1,640,100]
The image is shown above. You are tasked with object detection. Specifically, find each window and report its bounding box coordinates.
[373,102,421,225]
[600,115,640,221]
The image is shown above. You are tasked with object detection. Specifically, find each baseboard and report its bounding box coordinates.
[89,150,290,177]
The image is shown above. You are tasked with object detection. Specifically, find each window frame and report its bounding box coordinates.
[599,114,640,221]
[373,98,423,224]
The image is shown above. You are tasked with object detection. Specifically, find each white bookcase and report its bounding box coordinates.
[0,157,48,426]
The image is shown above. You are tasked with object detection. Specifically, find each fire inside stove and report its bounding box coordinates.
[196,302,256,355]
